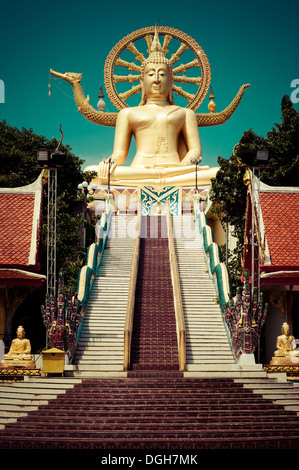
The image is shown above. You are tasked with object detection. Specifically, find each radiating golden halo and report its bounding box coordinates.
[104,26,211,111]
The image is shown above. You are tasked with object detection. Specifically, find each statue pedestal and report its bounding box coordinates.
[1,359,36,368]
[0,363,41,381]
[270,356,299,366]
[264,361,299,380]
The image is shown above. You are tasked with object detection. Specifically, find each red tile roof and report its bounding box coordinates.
[0,193,35,266]
[260,191,299,267]
[0,269,46,286]
[0,175,42,269]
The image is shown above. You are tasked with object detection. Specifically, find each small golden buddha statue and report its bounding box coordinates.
[4,326,34,366]
[270,322,299,365]
[85,30,218,188]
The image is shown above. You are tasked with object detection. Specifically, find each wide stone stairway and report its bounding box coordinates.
[129,215,179,374]
[172,214,235,369]
[1,213,299,449]
[69,214,138,377]
[1,376,299,449]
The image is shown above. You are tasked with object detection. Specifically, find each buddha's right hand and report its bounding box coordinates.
[98,157,115,184]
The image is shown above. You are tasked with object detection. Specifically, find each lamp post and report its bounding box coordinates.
[250,149,269,299]
[37,126,66,299]
[193,157,202,194]
[77,181,96,250]
[237,146,269,298]
[78,181,97,195]
[36,151,58,300]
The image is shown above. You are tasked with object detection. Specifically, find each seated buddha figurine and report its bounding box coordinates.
[85,32,218,188]
[4,326,34,366]
[270,322,299,365]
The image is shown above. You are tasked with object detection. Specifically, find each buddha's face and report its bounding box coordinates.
[282,323,290,335]
[16,327,25,339]
[142,63,172,100]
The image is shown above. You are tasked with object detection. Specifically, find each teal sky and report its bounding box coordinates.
[0,0,298,171]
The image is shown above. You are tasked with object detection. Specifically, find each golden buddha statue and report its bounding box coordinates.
[270,322,299,365]
[88,32,217,187]
[50,26,250,189]
[4,326,34,366]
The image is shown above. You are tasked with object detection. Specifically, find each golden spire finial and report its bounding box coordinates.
[150,25,163,54]
[143,25,169,67]
[139,26,174,105]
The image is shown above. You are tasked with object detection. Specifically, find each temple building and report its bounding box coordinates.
[0,174,46,346]
[1,25,299,450]
[243,172,299,363]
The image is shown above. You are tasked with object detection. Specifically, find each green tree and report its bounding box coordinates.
[261,95,299,186]
[209,96,299,293]
[0,120,93,291]
[209,154,248,293]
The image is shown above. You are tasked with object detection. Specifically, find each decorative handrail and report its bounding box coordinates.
[71,209,112,362]
[166,210,186,372]
[76,265,94,309]
[223,270,268,359]
[76,210,112,312]
[196,208,231,310]
[86,243,99,274]
[123,213,141,371]
[194,204,235,358]
[96,210,112,276]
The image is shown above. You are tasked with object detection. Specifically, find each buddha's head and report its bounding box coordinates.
[140,29,174,105]
[16,326,25,339]
[281,322,290,335]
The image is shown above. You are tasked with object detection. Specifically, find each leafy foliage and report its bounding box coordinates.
[209,96,299,293]
[209,154,247,242]
[0,120,93,291]
[260,96,299,186]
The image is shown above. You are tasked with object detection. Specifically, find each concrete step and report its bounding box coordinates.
[72,215,138,372]
[75,349,123,356]
[233,378,299,413]
[173,215,235,367]
[77,346,122,352]
[184,364,266,375]
[67,364,125,371]
[0,377,82,428]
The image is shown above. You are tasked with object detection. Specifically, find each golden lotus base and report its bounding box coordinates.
[264,363,299,379]
[0,365,41,381]
[270,355,299,365]
[0,361,36,369]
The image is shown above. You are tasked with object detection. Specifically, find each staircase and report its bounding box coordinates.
[1,376,299,449]
[129,215,179,374]
[1,214,299,449]
[69,215,138,377]
[0,377,81,428]
[172,214,235,369]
